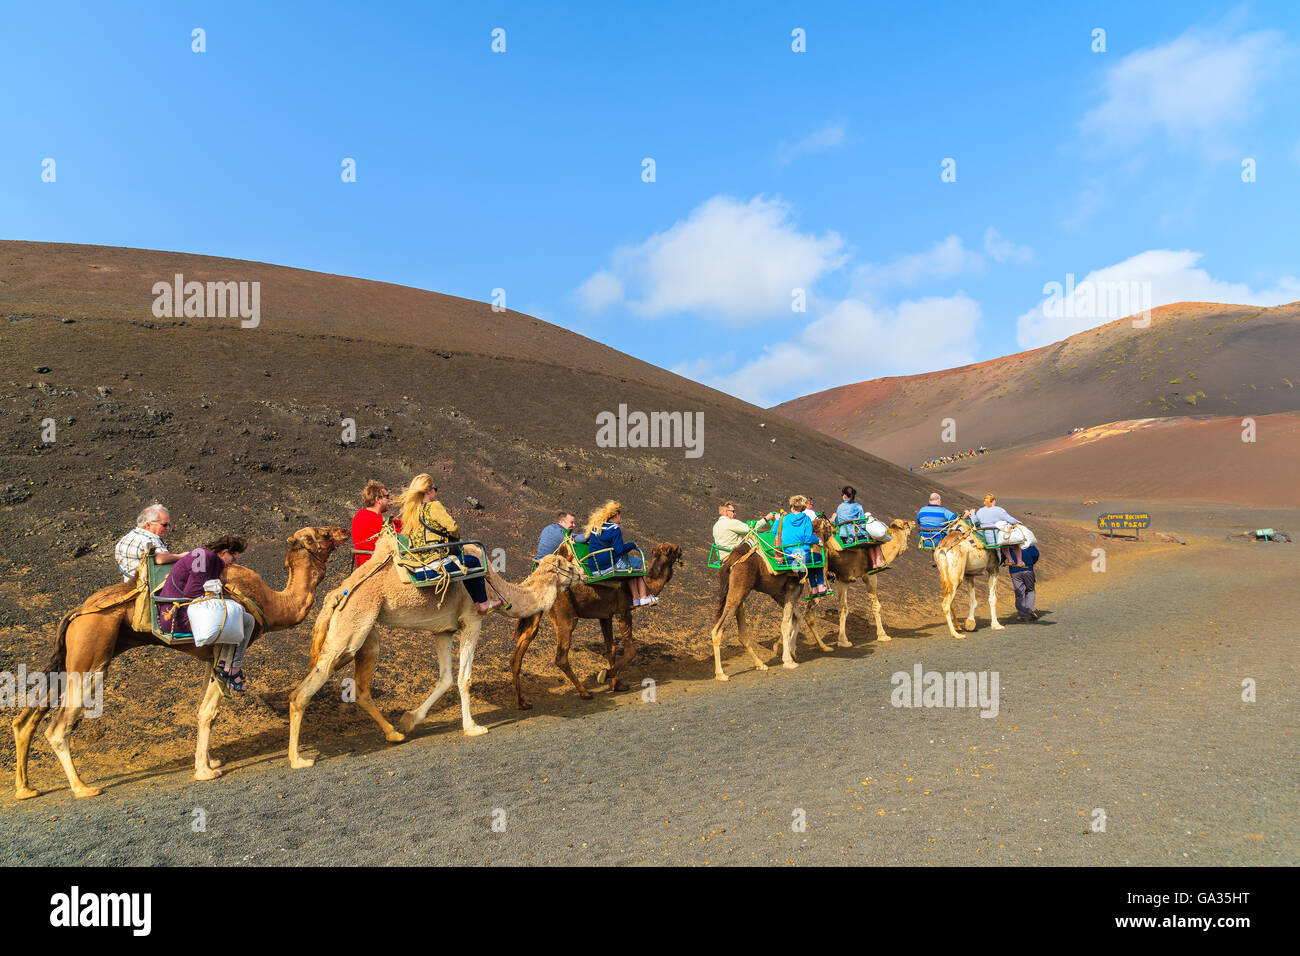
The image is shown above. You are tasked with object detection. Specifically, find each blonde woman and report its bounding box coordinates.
[584,500,654,606]
[773,494,828,595]
[395,473,501,612]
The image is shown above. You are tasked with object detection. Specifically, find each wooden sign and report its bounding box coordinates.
[1098,513,1151,538]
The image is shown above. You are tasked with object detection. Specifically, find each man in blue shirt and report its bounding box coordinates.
[1010,543,1040,621]
[917,493,958,548]
[535,511,587,561]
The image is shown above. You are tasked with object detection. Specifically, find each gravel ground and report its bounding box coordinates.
[2,536,1295,866]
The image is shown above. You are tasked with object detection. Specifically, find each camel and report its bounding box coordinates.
[802,518,916,650]
[709,517,837,680]
[12,526,349,800]
[508,542,683,709]
[933,518,1005,639]
[286,537,584,768]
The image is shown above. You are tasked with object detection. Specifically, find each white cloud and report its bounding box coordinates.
[703,294,981,406]
[575,195,846,321]
[1078,26,1285,155]
[776,123,847,166]
[983,227,1035,264]
[853,235,985,292]
[574,270,623,312]
[1016,249,1300,348]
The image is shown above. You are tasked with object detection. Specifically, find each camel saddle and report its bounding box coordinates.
[129,549,266,645]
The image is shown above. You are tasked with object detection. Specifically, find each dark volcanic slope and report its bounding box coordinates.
[774,302,1300,467]
[0,241,1092,786]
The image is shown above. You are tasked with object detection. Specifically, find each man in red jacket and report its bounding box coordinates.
[351,479,400,567]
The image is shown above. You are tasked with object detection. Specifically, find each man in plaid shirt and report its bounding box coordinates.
[113,503,183,582]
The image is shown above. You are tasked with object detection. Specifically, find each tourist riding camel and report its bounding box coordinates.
[396,473,500,612]
[112,503,182,582]
[802,518,916,649]
[711,501,775,557]
[584,500,654,606]
[973,493,1023,564]
[710,513,837,679]
[933,516,1006,639]
[774,495,829,596]
[351,479,400,567]
[535,510,588,560]
[12,526,349,799]
[509,542,683,709]
[917,492,958,550]
[287,534,584,767]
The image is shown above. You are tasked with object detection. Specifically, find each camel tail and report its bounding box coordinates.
[309,586,346,667]
[713,563,733,624]
[48,611,72,675]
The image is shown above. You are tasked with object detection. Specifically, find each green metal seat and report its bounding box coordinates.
[393,534,488,588]
[143,549,193,643]
[569,533,647,584]
[751,530,825,573]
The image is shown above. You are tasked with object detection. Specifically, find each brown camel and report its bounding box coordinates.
[709,517,836,680]
[934,518,1005,638]
[287,538,584,768]
[801,519,916,650]
[12,526,348,800]
[508,542,683,709]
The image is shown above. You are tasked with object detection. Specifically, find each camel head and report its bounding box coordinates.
[811,516,837,544]
[888,518,916,544]
[648,542,684,586]
[533,553,585,590]
[285,526,349,566]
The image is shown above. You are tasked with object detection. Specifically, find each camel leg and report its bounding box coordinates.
[988,571,1004,630]
[867,574,890,642]
[835,583,855,647]
[734,602,770,673]
[399,634,455,733]
[965,579,979,632]
[606,611,634,692]
[288,650,344,769]
[803,597,834,653]
[194,677,225,781]
[44,674,101,799]
[509,615,543,710]
[939,561,965,640]
[455,626,487,737]
[554,617,593,700]
[779,600,801,669]
[354,634,405,742]
[13,702,50,800]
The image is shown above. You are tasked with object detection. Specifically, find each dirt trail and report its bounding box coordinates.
[4,534,1295,865]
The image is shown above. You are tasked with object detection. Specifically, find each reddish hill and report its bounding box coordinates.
[774,302,1300,470]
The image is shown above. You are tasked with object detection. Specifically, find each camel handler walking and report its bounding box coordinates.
[113,503,183,582]
[1010,542,1041,621]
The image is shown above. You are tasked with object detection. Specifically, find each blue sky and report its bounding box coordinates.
[4,1,1298,406]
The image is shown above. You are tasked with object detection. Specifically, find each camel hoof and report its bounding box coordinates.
[194,766,223,782]
[874,635,890,643]
[756,663,769,672]
[396,712,419,734]
[464,724,489,738]
[964,621,977,632]
[208,758,223,769]
[716,673,730,682]
[385,730,406,743]
[516,700,533,711]
[15,786,40,801]
[611,679,629,692]
[991,623,1005,631]
[578,691,594,700]
[837,639,854,648]
[290,756,316,769]
[783,661,799,670]
[952,633,966,640]
[72,785,103,799]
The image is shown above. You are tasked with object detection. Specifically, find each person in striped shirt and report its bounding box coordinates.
[916,493,958,549]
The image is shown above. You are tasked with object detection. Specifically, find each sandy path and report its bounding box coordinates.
[2,537,1295,865]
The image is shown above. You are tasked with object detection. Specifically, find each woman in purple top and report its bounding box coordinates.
[159,535,253,691]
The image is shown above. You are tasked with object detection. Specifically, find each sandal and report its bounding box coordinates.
[213,664,247,694]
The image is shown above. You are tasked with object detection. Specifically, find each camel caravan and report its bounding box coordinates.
[9,475,1040,800]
